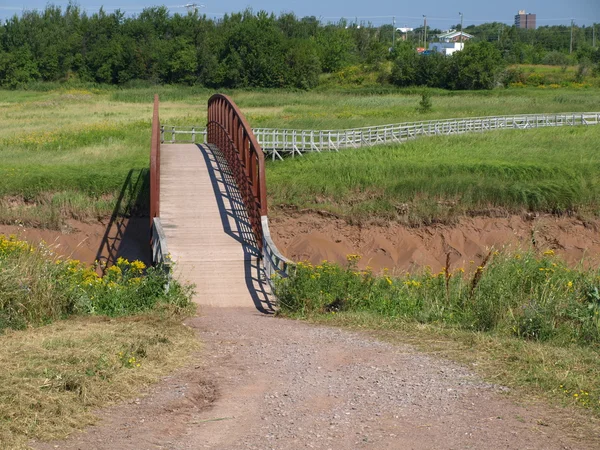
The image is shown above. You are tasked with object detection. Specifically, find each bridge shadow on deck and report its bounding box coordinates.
[197,144,276,314]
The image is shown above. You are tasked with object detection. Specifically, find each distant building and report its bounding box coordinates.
[396,27,413,41]
[515,10,536,29]
[427,30,473,55]
[436,30,474,43]
[428,42,464,56]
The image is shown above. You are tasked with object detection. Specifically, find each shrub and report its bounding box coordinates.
[447,42,505,90]
[542,51,571,66]
[525,72,546,86]
[502,67,527,86]
[417,91,433,113]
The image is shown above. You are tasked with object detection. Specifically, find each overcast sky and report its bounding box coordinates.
[1,0,599,27]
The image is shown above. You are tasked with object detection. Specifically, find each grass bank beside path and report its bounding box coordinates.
[0,235,198,449]
[274,251,600,417]
[0,314,199,450]
[267,125,600,225]
[1,84,599,228]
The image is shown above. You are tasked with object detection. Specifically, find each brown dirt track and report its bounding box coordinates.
[33,308,600,450]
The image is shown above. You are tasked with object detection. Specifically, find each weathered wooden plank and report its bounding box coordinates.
[159,144,270,307]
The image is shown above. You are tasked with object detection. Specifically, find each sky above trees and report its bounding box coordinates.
[1,0,598,26]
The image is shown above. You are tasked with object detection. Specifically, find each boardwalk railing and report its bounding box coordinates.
[207,94,292,283]
[163,111,600,160]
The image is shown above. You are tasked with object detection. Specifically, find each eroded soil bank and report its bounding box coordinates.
[270,212,600,273]
[0,217,151,266]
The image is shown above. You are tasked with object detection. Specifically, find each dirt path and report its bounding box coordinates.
[36,308,596,449]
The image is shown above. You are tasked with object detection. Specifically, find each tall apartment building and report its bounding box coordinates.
[514,10,536,29]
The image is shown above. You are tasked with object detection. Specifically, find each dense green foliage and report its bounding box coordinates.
[390,42,506,89]
[0,235,193,331]
[0,5,598,89]
[267,126,600,224]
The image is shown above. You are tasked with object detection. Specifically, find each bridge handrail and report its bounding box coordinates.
[207,94,268,249]
[151,217,172,290]
[207,94,292,282]
[150,94,161,221]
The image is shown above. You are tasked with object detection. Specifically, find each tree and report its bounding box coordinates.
[389,42,419,87]
[0,46,39,88]
[449,42,505,90]
[285,39,321,89]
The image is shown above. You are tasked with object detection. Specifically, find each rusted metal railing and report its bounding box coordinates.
[150,94,160,222]
[207,94,268,250]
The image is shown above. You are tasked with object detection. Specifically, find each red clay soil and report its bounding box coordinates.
[269,212,600,273]
[0,217,151,266]
[4,213,598,274]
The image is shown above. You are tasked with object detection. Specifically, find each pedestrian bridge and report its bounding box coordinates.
[149,94,600,310]
[149,94,290,311]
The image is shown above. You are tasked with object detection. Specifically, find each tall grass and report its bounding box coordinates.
[266,126,600,223]
[276,251,600,346]
[0,235,193,331]
[1,85,599,226]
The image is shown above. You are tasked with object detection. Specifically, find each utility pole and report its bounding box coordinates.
[594,23,596,48]
[392,16,396,47]
[459,12,464,44]
[423,15,427,49]
[570,19,574,54]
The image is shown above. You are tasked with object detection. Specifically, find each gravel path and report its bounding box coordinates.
[37,308,595,449]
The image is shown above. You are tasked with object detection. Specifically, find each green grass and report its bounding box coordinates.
[0,313,200,450]
[1,83,599,227]
[274,250,600,416]
[0,235,193,331]
[266,125,600,224]
[0,235,198,449]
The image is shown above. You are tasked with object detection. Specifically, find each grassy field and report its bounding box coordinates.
[1,84,599,227]
[267,125,600,224]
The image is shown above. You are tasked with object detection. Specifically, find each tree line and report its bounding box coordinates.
[0,5,598,89]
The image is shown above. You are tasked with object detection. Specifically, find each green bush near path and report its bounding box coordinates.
[275,252,600,347]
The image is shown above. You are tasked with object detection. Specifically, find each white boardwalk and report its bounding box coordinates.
[159,144,272,310]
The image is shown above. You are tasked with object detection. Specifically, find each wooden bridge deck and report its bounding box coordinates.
[159,143,273,310]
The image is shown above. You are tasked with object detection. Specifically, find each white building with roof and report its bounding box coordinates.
[428,29,474,55]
